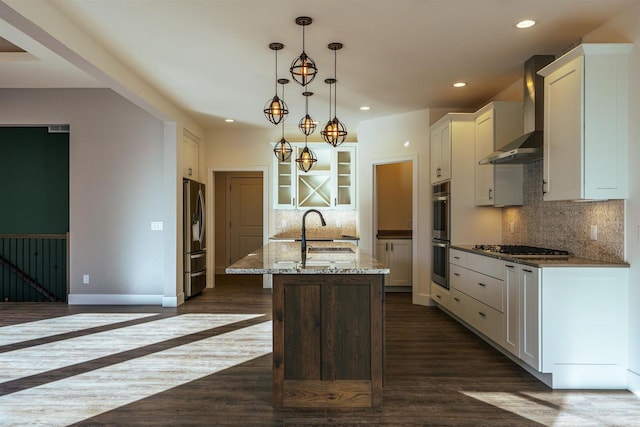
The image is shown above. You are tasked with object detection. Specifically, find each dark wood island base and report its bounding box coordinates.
[272,274,384,408]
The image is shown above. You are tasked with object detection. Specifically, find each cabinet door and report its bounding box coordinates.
[388,239,412,286]
[334,147,355,208]
[543,56,584,201]
[274,155,295,208]
[520,266,540,370]
[375,241,388,266]
[183,137,199,179]
[430,122,450,184]
[474,110,495,206]
[503,263,520,357]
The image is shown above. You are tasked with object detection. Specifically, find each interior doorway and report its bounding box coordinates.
[373,160,415,292]
[214,171,264,275]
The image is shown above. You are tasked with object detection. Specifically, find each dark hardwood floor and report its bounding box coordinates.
[1,275,639,426]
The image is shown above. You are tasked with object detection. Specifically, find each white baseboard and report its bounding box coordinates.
[629,369,640,395]
[68,294,163,305]
[162,293,185,308]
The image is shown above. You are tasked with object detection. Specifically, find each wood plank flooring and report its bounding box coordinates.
[0,274,639,426]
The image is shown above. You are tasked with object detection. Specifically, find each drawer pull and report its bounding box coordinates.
[453,256,460,260]
[506,264,515,269]
[523,268,533,273]
[453,297,460,302]
[479,311,486,317]
[453,273,460,277]
[478,282,486,287]
[436,294,441,299]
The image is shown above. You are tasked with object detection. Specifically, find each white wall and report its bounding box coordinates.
[582,4,640,394]
[0,88,171,304]
[357,110,431,305]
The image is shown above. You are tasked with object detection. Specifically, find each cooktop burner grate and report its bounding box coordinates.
[473,244,570,258]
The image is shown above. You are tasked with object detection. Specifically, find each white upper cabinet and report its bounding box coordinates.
[273,143,356,209]
[539,43,632,201]
[474,102,524,206]
[182,132,200,180]
[430,118,451,184]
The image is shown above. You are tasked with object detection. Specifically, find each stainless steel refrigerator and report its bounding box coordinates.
[184,178,206,298]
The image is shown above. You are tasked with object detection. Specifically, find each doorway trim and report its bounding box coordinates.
[209,165,270,288]
[371,154,418,297]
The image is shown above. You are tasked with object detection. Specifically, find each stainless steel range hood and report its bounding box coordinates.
[479,55,554,165]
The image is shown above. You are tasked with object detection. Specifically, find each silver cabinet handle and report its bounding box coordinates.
[453,273,460,277]
[488,188,493,200]
[453,256,460,260]
[506,264,515,269]
[479,312,486,317]
[454,297,460,302]
[523,268,533,273]
[478,282,486,287]
[435,294,441,299]
[542,179,547,195]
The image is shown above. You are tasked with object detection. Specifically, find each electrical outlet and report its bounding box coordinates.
[590,225,598,241]
[151,221,163,231]
[336,220,342,228]
[281,220,287,228]
[83,274,90,285]
[509,222,515,234]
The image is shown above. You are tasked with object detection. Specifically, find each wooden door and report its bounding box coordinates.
[228,176,263,266]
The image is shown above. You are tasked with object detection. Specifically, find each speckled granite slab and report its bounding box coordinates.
[452,245,629,268]
[226,241,390,275]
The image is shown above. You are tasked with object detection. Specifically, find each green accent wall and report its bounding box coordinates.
[0,127,69,234]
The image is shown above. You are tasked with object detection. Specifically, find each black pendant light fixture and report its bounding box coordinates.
[296,135,317,172]
[290,17,318,86]
[298,91,316,136]
[264,42,288,125]
[273,79,293,161]
[321,42,347,146]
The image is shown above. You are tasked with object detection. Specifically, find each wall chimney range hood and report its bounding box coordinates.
[479,55,554,165]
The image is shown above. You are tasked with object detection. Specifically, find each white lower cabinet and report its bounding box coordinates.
[436,248,629,389]
[376,239,412,286]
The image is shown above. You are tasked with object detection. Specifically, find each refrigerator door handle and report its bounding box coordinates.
[197,187,206,245]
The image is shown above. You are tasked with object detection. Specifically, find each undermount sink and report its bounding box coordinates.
[308,247,355,253]
[298,260,355,270]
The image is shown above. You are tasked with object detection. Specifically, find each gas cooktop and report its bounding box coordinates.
[473,244,570,259]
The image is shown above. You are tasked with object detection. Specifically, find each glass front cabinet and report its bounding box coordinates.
[273,143,355,209]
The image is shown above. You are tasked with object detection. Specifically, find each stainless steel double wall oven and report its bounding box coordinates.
[431,181,450,289]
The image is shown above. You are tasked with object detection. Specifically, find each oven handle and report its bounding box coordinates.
[432,241,449,248]
[432,196,449,202]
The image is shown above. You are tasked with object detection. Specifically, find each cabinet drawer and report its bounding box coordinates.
[466,271,504,312]
[466,297,504,346]
[449,264,468,293]
[449,249,467,267]
[431,282,451,311]
[449,288,469,322]
[467,252,505,280]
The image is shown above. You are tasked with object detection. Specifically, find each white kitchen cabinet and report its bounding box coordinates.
[376,239,412,287]
[539,43,632,201]
[430,118,451,184]
[504,262,540,370]
[182,133,200,179]
[430,282,451,311]
[441,248,629,389]
[474,102,524,206]
[273,143,356,209]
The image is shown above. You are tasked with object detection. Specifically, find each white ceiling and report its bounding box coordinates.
[1,0,638,137]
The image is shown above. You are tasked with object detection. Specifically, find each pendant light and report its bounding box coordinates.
[296,134,317,172]
[273,79,293,161]
[290,17,318,86]
[264,42,288,125]
[298,91,316,136]
[321,42,347,146]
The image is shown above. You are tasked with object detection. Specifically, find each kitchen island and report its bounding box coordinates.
[226,241,389,408]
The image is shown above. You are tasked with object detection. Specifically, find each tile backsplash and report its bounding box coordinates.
[502,160,624,262]
[273,209,358,239]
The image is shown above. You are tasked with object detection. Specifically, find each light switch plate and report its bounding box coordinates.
[590,225,598,241]
[83,274,90,285]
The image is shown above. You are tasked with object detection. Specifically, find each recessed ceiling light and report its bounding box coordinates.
[224,119,235,123]
[453,82,467,88]
[360,106,370,111]
[516,19,536,29]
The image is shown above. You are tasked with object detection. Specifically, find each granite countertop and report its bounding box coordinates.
[451,245,630,268]
[226,241,389,275]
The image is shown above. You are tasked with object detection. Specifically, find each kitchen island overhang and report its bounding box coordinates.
[226,241,389,408]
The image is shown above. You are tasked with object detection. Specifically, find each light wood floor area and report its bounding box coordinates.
[1,275,639,426]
